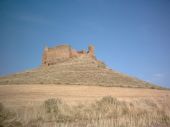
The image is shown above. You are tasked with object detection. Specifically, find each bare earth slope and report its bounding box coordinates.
[0,57,161,89]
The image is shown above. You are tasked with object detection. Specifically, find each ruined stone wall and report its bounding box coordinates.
[42,45,71,66]
[42,45,95,66]
[70,48,79,58]
[47,45,71,59]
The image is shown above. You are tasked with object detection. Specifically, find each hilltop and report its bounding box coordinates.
[0,58,161,89]
[0,45,162,89]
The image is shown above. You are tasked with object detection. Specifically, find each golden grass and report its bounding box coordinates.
[0,85,169,107]
[1,96,170,127]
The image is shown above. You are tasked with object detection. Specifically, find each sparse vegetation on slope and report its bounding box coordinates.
[1,96,170,127]
[0,57,162,89]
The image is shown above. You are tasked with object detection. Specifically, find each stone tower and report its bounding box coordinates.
[88,45,95,58]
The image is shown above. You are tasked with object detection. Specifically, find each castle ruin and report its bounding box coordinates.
[42,45,95,66]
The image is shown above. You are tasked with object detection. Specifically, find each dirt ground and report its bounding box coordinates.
[0,84,170,107]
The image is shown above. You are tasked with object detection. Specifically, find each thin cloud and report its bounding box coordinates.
[153,73,164,78]
[147,73,165,86]
[146,73,164,84]
[18,15,52,25]
[11,12,55,25]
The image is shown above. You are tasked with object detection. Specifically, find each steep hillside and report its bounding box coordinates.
[0,57,161,89]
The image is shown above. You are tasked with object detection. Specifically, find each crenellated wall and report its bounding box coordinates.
[42,45,95,66]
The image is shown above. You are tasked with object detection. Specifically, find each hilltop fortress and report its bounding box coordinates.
[42,45,95,66]
[0,44,158,89]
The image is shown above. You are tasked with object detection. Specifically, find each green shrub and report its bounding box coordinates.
[97,96,120,105]
[44,98,62,113]
[0,102,23,127]
[97,61,106,68]
[0,103,4,112]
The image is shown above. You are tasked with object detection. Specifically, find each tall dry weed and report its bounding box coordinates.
[0,96,170,127]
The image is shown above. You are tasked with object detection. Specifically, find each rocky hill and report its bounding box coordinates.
[0,57,162,89]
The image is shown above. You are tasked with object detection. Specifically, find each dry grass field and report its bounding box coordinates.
[0,84,170,127]
[0,84,169,107]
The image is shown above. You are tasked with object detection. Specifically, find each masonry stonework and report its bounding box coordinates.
[42,45,95,66]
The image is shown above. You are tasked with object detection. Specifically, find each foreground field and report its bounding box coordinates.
[0,84,170,127]
[0,84,170,107]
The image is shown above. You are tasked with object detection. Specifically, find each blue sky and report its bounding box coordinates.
[0,0,170,88]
